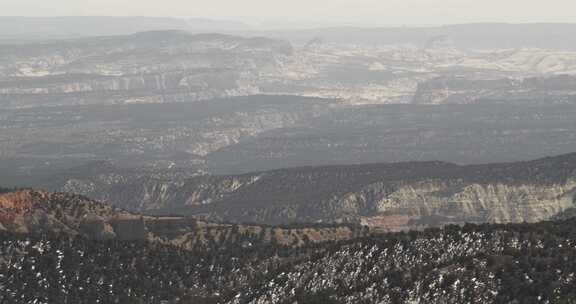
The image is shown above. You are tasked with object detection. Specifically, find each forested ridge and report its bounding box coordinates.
[3,218,576,303]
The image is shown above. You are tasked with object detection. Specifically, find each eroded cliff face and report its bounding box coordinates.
[0,190,41,211]
[234,176,576,231]
[53,154,576,232]
[357,178,576,231]
[0,32,292,108]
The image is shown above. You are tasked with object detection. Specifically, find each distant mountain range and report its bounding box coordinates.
[255,23,576,49]
[3,19,576,50]
[0,16,251,41]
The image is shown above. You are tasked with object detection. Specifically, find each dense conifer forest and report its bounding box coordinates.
[3,219,576,303]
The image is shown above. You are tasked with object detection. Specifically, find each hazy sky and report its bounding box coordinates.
[3,0,576,26]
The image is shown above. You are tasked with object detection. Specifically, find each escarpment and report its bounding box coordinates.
[53,153,576,231]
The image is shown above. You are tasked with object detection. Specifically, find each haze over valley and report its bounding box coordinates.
[1,11,576,304]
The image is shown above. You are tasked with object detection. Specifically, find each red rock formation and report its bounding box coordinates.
[0,190,37,211]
